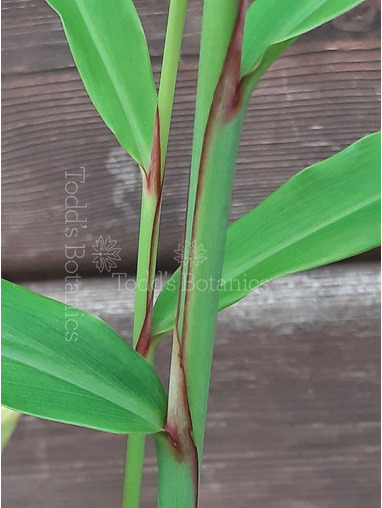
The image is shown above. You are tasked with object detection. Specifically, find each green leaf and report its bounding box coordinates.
[167,0,249,463]
[45,0,157,169]
[2,280,167,434]
[241,0,365,76]
[152,132,381,337]
[177,1,241,326]
[1,406,21,451]
[154,432,196,508]
[190,0,241,178]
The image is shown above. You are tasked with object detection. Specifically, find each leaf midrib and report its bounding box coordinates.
[2,340,163,430]
[73,0,151,168]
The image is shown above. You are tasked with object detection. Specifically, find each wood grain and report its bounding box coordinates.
[2,264,380,507]
[2,0,381,279]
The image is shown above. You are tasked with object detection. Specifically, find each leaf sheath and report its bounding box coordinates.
[152,132,381,337]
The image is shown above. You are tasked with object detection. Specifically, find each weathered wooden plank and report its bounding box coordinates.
[1,0,203,74]
[2,0,380,278]
[2,264,380,507]
[2,0,380,74]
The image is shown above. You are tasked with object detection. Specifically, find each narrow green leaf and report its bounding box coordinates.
[2,280,167,434]
[45,0,157,169]
[152,132,381,336]
[241,0,365,76]
[1,406,21,451]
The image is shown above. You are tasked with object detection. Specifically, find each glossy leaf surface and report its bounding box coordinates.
[242,0,365,76]
[152,132,381,337]
[2,280,167,434]
[46,0,157,169]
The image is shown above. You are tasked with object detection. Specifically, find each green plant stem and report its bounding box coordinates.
[154,328,198,508]
[176,0,241,342]
[123,190,158,508]
[169,0,247,482]
[158,0,188,171]
[122,435,145,508]
[154,3,248,505]
[123,2,188,506]
[123,345,158,508]
[132,191,158,345]
[154,431,196,508]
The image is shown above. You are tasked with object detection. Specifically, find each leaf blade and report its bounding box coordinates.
[241,0,365,76]
[2,280,167,434]
[152,132,381,336]
[46,0,157,169]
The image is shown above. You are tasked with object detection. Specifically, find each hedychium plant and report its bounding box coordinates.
[2,0,381,506]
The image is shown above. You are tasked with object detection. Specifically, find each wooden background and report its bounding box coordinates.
[2,263,380,508]
[2,0,381,507]
[2,265,381,507]
[2,0,381,279]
